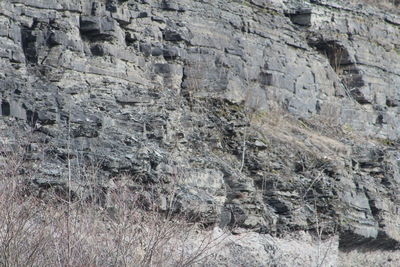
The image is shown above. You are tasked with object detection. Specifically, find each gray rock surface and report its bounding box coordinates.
[1,0,400,265]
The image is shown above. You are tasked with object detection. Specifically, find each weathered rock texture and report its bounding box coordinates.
[1,0,400,265]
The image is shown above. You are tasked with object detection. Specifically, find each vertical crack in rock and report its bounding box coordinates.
[1,100,10,116]
[21,21,38,64]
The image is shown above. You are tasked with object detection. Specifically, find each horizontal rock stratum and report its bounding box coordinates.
[1,0,400,265]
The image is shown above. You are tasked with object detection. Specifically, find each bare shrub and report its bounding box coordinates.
[0,143,50,266]
[0,142,225,267]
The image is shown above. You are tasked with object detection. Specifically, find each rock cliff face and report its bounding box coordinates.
[1,0,400,264]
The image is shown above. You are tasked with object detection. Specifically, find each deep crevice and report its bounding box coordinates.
[21,21,38,64]
[1,100,10,116]
[308,38,370,104]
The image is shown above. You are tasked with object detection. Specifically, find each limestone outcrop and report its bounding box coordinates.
[1,0,400,264]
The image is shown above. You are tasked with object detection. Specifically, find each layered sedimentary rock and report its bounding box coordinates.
[1,0,400,264]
